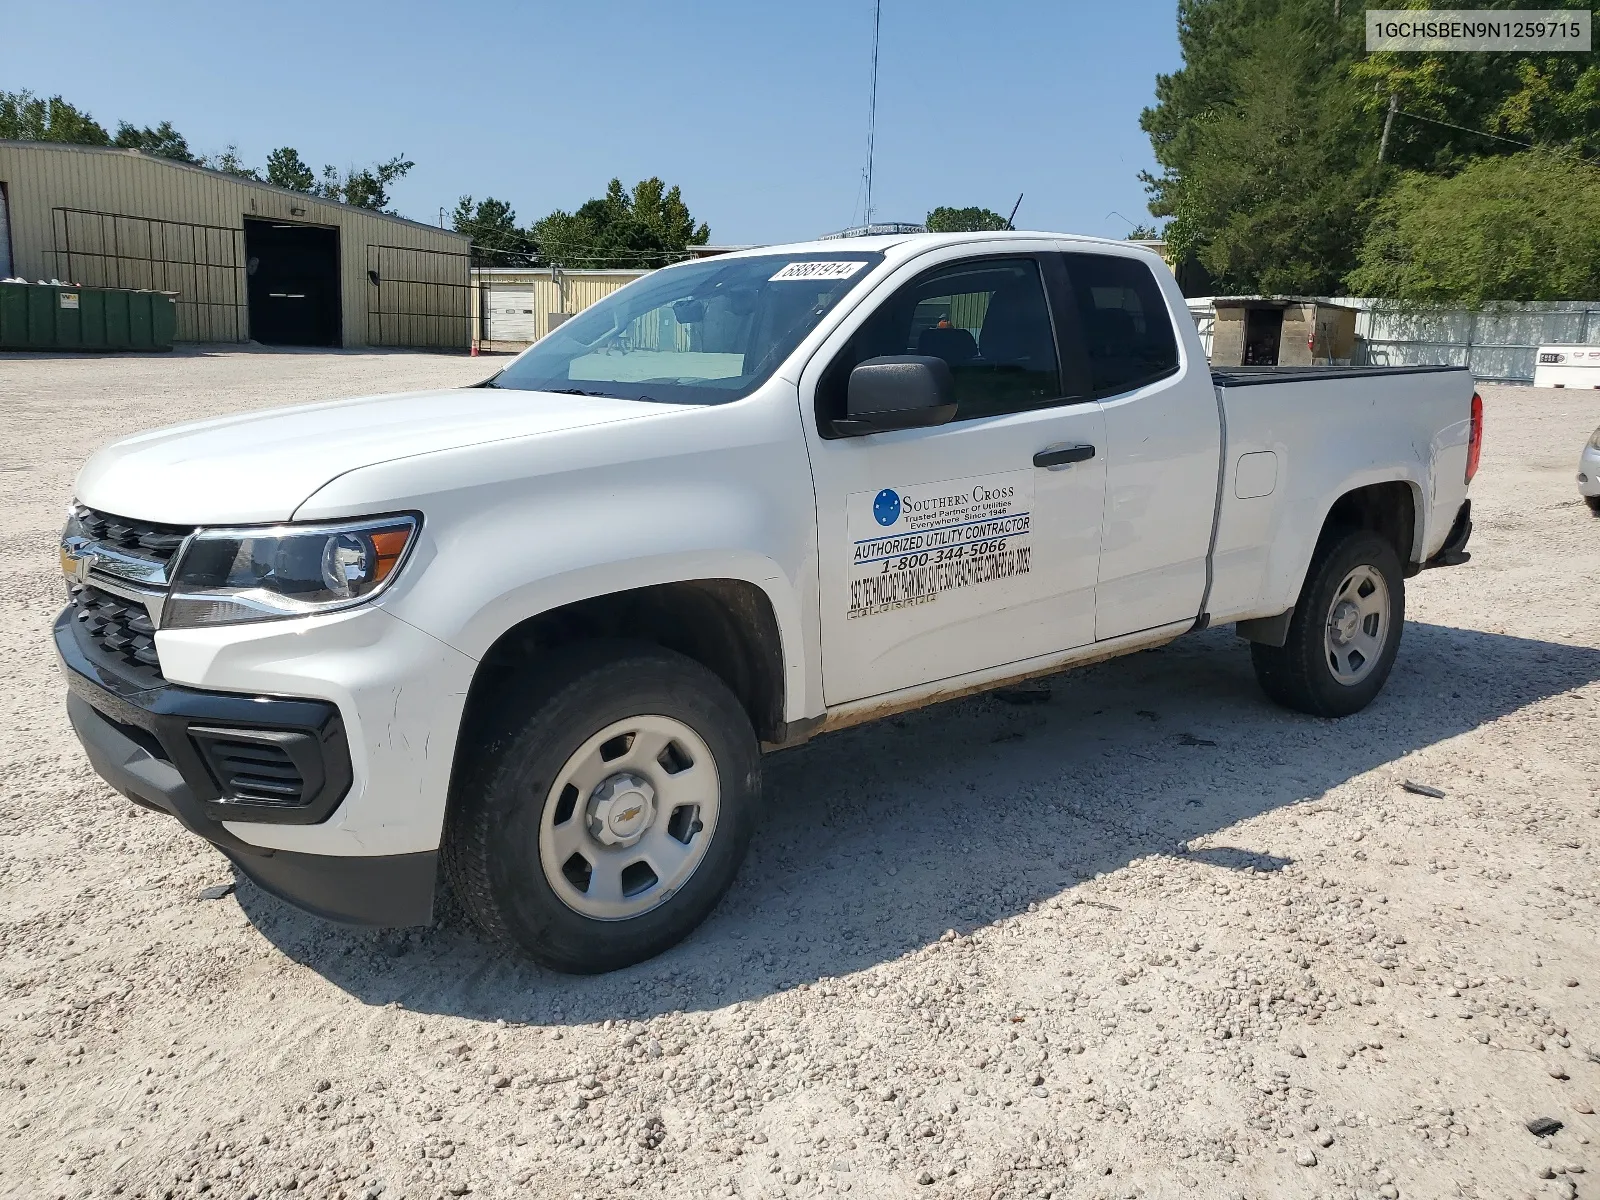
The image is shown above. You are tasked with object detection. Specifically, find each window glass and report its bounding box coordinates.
[490,252,882,405]
[818,257,1062,428]
[1060,253,1180,396]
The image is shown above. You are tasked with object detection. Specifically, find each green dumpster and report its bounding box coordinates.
[0,283,178,351]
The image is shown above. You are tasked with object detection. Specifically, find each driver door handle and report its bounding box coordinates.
[1034,443,1096,468]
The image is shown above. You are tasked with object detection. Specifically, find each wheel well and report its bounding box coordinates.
[1320,481,1417,569]
[459,580,787,748]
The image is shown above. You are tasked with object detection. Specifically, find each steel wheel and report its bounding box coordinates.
[537,714,721,921]
[1323,563,1390,685]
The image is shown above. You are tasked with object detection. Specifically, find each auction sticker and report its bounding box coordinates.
[847,470,1032,618]
[769,260,868,282]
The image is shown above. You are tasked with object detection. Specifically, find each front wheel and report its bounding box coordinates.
[444,643,760,973]
[1586,495,1600,515]
[1251,530,1405,718]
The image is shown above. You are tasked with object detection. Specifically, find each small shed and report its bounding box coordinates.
[472,266,649,352]
[1209,297,1358,367]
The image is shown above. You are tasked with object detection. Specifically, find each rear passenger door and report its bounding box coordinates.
[1056,248,1220,640]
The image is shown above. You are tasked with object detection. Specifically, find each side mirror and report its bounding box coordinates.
[832,356,957,437]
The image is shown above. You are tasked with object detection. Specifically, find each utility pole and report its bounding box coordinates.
[863,0,882,226]
[1377,92,1399,162]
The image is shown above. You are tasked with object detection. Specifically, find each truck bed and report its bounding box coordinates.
[1203,361,1476,627]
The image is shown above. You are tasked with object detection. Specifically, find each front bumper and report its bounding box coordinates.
[1579,447,1600,497]
[56,609,436,925]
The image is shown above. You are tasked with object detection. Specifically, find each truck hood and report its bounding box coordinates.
[74,387,663,524]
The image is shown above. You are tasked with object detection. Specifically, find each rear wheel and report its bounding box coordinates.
[1250,530,1405,717]
[445,642,760,972]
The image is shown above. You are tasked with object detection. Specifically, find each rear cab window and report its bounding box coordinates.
[1057,252,1180,397]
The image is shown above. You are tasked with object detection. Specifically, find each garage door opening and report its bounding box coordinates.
[245,219,340,346]
[1243,306,1284,366]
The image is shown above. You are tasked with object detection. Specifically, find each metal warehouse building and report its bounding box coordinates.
[0,141,470,349]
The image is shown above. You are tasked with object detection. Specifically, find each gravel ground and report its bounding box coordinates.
[2,347,1598,1200]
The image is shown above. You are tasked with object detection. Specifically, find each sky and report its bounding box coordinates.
[4,0,1183,245]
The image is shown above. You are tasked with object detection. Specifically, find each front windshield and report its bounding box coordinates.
[488,252,884,404]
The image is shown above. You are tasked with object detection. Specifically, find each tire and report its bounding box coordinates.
[444,641,760,973]
[1586,495,1600,515]
[1250,530,1405,718]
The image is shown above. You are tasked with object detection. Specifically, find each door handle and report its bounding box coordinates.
[1033,444,1096,468]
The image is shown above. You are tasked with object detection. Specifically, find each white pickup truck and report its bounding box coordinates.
[57,232,1480,971]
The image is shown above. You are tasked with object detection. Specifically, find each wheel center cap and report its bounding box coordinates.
[1329,600,1361,645]
[587,772,656,847]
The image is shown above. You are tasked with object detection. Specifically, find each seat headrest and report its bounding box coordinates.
[980,284,1055,365]
[915,325,979,366]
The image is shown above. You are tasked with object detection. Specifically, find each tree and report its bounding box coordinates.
[1141,0,1383,294]
[452,195,536,266]
[531,178,709,268]
[1125,224,1162,240]
[1141,0,1600,294]
[1347,150,1600,306]
[1352,2,1600,171]
[265,147,317,192]
[925,206,1010,232]
[112,119,197,163]
[0,90,110,145]
[317,154,413,212]
[201,145,260,180]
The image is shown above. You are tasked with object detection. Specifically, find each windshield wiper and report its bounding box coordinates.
[547,388,615,397]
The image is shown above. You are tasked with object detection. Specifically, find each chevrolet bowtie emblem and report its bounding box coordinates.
[60,538,97,585]
[617,805,643,823]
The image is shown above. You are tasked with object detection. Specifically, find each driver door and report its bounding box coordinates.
[798,245,1109,705]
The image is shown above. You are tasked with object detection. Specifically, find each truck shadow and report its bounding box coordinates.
[234,621,1600,1025]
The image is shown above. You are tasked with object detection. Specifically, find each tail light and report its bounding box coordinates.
[1465,392,1483,483]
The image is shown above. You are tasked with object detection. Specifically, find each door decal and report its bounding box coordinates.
[846,470,1033,619]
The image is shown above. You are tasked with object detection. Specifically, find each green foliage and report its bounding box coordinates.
[452,196,537,266]
[112,120,196,163]
[318,155,413,212]
[1353,1,1600,169]
[1125,224,1162,240]
[1140,0,1600,296]
[265,147,316,192]
[0,90,110,145]
[1142,0,1382,294]
[925,206,1010,232]
[1347,150,1600,306]
[201,145,260,180]
[532,178,710,268]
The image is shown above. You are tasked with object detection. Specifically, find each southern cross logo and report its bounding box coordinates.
[873,489,902,527]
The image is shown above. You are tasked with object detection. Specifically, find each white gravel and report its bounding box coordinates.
[1,348,1598,1200]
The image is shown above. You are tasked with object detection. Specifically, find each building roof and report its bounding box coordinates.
[0,140,468,241]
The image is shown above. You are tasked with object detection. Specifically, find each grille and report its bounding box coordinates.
[75,506,193,563]
[70,584,163,681]
[191,731,312,807]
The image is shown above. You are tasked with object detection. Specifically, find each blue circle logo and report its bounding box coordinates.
[873,488,902,527]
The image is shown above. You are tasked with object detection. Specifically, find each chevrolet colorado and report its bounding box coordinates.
[56,232,1479,971]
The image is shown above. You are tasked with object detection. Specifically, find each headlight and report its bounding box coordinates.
[163,515,419,629]
[1589,427,1600,451]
